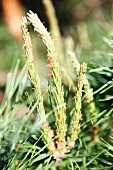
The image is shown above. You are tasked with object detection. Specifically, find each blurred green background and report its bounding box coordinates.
[0,0,113,86]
